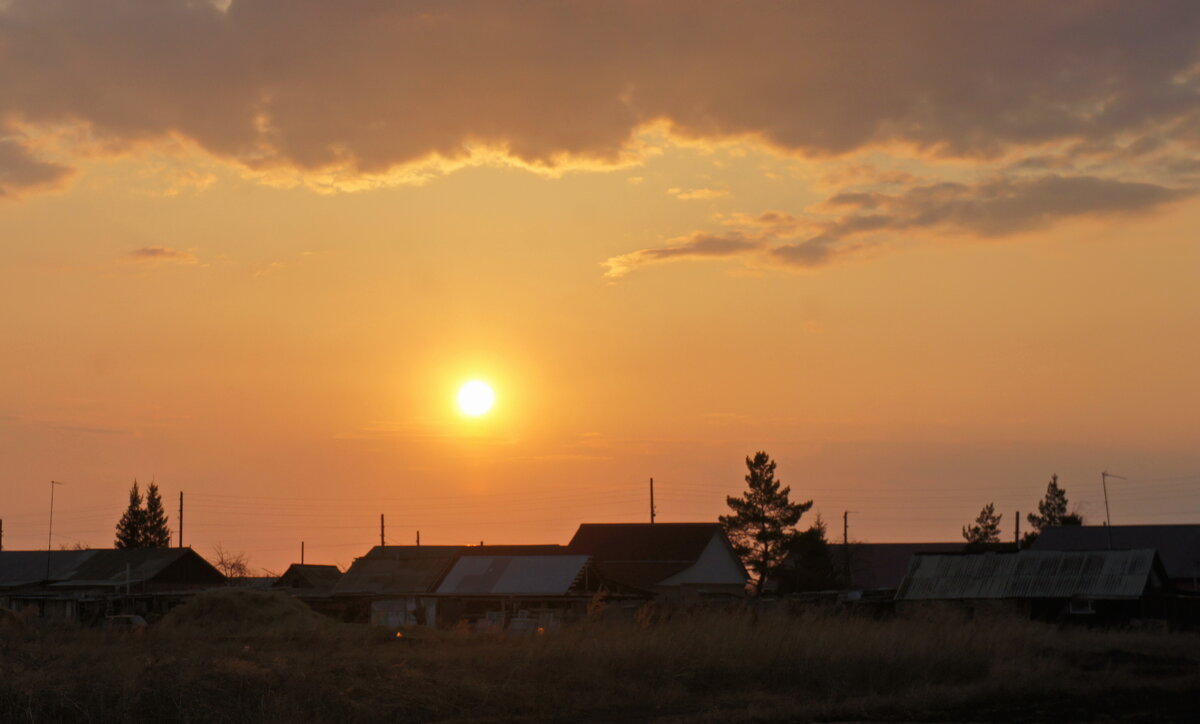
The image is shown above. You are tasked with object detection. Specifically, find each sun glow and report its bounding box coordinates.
[457,380,495,416]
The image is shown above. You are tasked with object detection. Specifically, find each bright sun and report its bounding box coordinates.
[457,380,495,416]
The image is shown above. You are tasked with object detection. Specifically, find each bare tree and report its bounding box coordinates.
[212,544,251,579]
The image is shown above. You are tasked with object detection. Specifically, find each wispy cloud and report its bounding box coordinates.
[607,173,1189,277]
[668,187,729,200]
[604,231,761,278]
[124,246,199,265]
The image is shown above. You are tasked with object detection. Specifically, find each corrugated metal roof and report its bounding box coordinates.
[0,550,95,588]
[896,549,1160,601]
[435,555,591,595]
[1032,525,1200,580]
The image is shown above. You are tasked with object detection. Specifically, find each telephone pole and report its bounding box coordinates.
[301,541,305,565]
[380,514,385,547]
[1101,471,1125,549]
[46,480,64,580]
[843,511,856,587]
[1015,511,1020,549]
[649,478,656,524]
[178,491,184,548]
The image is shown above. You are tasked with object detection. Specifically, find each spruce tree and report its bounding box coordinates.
[720,451,813,594]
[1024,474,1083,545]
[142,482,172,547]
[114,481,145,549]
[962,502,1003,548]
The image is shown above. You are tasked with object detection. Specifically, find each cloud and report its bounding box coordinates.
[0,138,74,197]
[0,1,1197,191]
[125,246,199,265]
[668,187,730,200]
[604,231,760,278]
[609,173,1188,276]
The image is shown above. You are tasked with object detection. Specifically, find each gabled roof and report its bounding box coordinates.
[568,523,725,561]
[333,546,465,596]
[1031,525,1200,580]
[274,564,343,591]
[568,523,746,591]
[831,542,966,590]
[896,549,1165,601]
[0,548,225,590]
[435,555,592,595]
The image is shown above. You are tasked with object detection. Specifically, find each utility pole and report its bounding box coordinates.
[649,477,656,524]
[46,480,64,580]
[380,514,385,547]
[416,530,421,547]
[1015,511,1020,549]
[301,541,305,565]
[843,511,856,588]
[1101,471,1126,549]
[1,518,4,551]
[178,491,184,548]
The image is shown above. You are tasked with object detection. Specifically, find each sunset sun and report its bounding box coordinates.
[457,380,495,417]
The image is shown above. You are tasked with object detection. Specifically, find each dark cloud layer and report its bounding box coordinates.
[1,0,1198,182]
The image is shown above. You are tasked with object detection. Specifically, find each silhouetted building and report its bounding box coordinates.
[0,548,225,622]
[1032,524,1200,591]
[567,523,748,598]
[896,548,1175,624]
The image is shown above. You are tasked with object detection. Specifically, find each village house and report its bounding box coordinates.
[0,548,226,623]
[566,523,748,599]
[1032,524,1200,591]
[895,548,1178,624]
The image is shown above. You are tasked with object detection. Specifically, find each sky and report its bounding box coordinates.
[2,0,1199,573]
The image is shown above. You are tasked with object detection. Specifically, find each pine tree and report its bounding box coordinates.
[142,482,172,547]
[1024,474,1082,546]
[962,502,1003,548]
[719,451,813,594]
[114,481,145,549]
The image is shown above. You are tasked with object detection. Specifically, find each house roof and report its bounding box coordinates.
[0,548,225,590]
[435,555,591,595]
[830,542,966,590]
[0,550,94,589]
[567,523,745,591]
[274,564,343,591]
[896,549,1165,601]
[1031,525,1200,580]
[568,523,724,561]
[333,546,466,595]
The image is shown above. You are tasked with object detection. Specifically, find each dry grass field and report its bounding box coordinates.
[1,590,1197,723]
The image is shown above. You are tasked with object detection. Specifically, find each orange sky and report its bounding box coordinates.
[2,1,1199,573]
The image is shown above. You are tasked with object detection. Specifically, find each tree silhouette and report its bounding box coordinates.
[114,481,146,549]
[720,451,813,594]
[114,479,172,548]
[774,515,840,593]
[142,482,172,547]
[212,544,251,578]
[1024,474,1082,546]
[962,502,1003,548]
